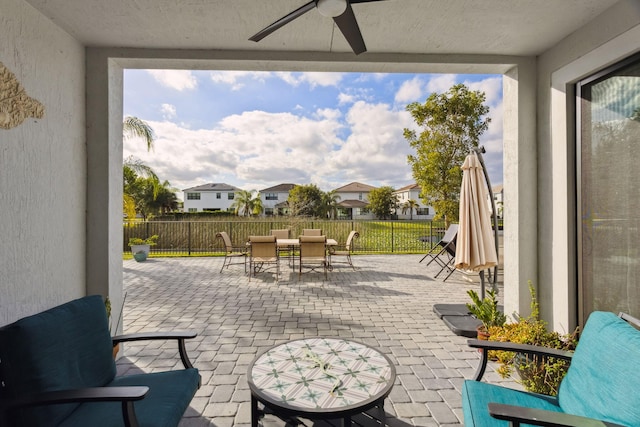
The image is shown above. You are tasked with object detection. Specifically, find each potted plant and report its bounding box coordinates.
[487,282,579,396]
[128,234,158,261]
[466,288,507,339]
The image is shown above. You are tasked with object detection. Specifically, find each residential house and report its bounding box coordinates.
[394,183,434,220]
[333,182,377,220]
[260,183,296,216]
[3,0,638,333]
[182,183,241,213]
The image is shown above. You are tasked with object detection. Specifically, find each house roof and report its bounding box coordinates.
[395,183,421,192]
[21,1,617,58]
[338,200,369,208]
[260,183,296,192]
[183,183,241,192]
[334,182,377,193]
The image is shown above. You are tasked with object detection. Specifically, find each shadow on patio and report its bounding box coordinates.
[119,255,517,426]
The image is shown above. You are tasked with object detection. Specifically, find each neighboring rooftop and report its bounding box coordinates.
[334,182,377,192]
[260,183,297,193]
[183,183,242,192]
[395,183,421,192]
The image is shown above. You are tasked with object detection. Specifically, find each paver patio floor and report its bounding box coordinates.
[119,254,517,426]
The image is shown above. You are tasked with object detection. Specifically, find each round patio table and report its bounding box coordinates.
[247,337,396,426]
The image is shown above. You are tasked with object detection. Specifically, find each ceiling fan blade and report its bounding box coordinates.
[249,1,316,42]
[333,2,366,55]
[349,0,387,3]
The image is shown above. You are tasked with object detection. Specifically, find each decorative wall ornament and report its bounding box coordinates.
[0,61,45,130]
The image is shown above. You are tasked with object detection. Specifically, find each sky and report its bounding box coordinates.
[123,70,503,200]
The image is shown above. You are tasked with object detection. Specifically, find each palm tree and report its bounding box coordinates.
[231,190,262,216]
[123,116,155,151]
[402,199,419,220]
[322,190,341,219]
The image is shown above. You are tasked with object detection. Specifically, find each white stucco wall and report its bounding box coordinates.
[0,0,86,325]
[537,0,640,331]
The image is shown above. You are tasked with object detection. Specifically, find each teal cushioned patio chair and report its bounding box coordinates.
[0,295,201,427]
[463,311,640,427]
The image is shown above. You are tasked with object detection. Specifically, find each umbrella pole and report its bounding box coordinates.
[472,146,499,298]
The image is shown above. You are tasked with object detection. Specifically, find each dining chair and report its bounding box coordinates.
[328,230,359,270]
[299,235,328,279]
[216,231,247,273]
[248,235,279,281]
[302,228,322,236]
[271,229,293,267]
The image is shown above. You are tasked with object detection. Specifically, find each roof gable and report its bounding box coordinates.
[260,183,297,192]
[333,182,377,193]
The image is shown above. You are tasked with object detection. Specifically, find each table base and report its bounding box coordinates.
[252,395,387,426]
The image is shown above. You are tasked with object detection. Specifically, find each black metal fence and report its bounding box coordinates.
[123,219,448,256]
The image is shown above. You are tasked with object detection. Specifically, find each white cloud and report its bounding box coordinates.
[209,71,266,90]
[338,92,355,105]
[147,70,197,91]
[161,103,176,120]
[275,72,344,88]
[395,77,424,103]
[425,74,457,94]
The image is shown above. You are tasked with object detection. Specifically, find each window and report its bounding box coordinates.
[186,193,200,200]
[577,52,640,322]
[228,193,234,200]
[264,208,274,216]
[216,193,221,199]
[359,193,363,200]
[417,208,429,215]
[265,193,278,200]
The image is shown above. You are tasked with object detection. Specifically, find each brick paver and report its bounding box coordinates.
[118,255,518,426]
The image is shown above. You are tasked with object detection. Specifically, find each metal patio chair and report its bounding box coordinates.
[419,224,458,280]
[248,235,280,282]
[299,235,328,279]
[216,231,247,273]
[328,230,359,270]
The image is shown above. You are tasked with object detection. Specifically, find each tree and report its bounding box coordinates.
[402,199,419,220]
[321,190,341,219]
[288,184,324,217]
[404,83,490,226]
[124,116,155,151]
[231,189,262,216]
[368,186,397,220]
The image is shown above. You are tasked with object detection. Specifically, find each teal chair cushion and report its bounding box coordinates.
[0,295,116,426]
[558,311,640,426]
[462,380,561,427]
[58,368,201,427]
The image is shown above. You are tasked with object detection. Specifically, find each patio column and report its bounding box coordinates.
[502,58,538,319]
[85,50,125,332]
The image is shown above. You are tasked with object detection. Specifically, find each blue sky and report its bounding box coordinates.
[123,70,503,199]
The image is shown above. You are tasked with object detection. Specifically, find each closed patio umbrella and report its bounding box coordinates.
[455,151,498,297]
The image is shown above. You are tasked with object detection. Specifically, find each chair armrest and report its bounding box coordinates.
[5,386,148,427]
[467,339,573,381]
[10,386,149,407]
[112,331,198,369]
[488,403,627,427]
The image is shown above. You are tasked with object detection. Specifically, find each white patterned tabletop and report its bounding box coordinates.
[248,337,395,413]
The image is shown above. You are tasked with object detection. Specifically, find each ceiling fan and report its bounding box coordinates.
[249,0,386,55]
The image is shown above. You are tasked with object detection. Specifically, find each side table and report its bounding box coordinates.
[247,337,396,426]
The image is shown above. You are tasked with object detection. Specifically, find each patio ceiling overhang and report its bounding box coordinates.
[23,0,617,58]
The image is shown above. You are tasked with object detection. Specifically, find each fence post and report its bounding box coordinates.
[391,221,394,253]
[188,222,192,256]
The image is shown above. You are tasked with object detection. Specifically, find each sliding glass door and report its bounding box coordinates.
[577,53,640,322]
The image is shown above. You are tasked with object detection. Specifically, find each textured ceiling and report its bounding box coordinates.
[23,0,619,57]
